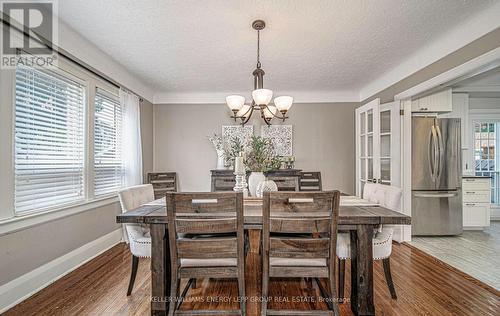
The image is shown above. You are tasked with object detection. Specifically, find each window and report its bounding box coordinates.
[473,122,500,204]
[93,88,123,196]
[14,65,85,214]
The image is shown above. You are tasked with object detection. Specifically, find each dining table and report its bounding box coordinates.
[117,195,411,316]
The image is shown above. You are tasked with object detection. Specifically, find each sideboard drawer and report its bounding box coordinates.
[214,177,236,190]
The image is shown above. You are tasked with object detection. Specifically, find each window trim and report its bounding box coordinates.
[0,195,119,236]
[0,54,125,232]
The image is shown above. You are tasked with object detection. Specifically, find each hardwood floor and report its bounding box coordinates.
[4,233,500,316]
[411,221,500,290]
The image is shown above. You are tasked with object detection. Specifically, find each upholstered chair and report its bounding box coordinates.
[336,183,402,301]
[118,184,154,295]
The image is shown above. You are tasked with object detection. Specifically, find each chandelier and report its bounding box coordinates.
[226,20,293,125]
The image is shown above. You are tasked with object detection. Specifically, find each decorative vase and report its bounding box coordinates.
[248,172,266,197]
[256,178,278,198]
[216,150,225,169]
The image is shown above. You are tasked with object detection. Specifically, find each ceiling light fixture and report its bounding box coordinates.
[226,20,293,125]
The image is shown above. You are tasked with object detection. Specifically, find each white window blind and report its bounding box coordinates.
[94,88,123,196]
[14,66,85,214]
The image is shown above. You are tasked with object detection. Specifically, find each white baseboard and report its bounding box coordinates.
[0,228,123,314]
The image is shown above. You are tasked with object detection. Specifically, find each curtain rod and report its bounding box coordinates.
[0,13,145,102]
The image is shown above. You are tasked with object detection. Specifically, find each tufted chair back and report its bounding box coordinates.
[363,183,402,211]
[119,184,155,212]
[118,184,154,257]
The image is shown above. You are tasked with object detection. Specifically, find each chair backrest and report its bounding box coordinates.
[262,191,340,260]
[299,172,322,191]
[118,184,155,212]
[148,172,177,199]
[363,183,402,211]
[166,192,244,264]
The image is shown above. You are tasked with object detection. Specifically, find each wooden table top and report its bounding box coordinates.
[117,196,411,227]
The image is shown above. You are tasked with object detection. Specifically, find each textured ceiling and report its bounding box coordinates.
[58,0,496,100]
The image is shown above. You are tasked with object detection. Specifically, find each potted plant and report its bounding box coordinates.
[223,136,245,168]
[245,136,281,197]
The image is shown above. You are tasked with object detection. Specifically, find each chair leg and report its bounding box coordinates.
[168,272,179,316]
[261,265,269,315]
[328,260,340,316]
[382,258,397,299]
[238,273,246,315]
[127,255,139,296]
[338,258,345,303]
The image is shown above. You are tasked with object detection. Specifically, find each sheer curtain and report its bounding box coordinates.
[120,89,143,243]
[120,89,143,186]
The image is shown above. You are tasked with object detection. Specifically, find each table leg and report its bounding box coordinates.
[350,225,375,316]
[150,224,171,316]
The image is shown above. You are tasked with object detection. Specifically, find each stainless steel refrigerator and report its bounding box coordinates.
[412,117,462,235]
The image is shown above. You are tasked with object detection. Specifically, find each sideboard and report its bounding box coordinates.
[210,169,302,192]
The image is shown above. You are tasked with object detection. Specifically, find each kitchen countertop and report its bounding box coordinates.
[462,175,492,178]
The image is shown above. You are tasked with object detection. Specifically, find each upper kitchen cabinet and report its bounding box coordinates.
[356,99,401,196]
[411,88,453,113]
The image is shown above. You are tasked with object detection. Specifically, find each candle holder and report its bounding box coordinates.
[233,171,249,198]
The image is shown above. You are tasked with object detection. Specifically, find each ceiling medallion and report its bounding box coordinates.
[225,20,293,125]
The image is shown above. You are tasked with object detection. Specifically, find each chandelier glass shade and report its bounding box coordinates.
[226,20,293,125]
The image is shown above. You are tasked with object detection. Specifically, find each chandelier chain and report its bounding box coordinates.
[257,30,261,69]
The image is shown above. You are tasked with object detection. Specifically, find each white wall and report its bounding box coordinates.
[57,19,154,102]
[469,97,500,110]
[153,103,358,194]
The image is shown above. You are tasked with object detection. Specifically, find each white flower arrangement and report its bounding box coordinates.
[207,133,224,152]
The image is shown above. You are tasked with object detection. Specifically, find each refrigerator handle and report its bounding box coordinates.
[413,192,459,198]
[428,126,437,182]
[435,125,444,182]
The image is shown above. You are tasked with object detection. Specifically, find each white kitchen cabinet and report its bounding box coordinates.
[355,99,401,196]
[462,177,491,229]
[411,88,452,113]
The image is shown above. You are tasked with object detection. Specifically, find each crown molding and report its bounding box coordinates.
[153,90,360,104]
[359,1,500,101]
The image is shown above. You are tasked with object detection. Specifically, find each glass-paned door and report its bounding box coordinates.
[378,102,401,187]
[356,99,380,196]
[473,121,500,205]
[356,99,401,197]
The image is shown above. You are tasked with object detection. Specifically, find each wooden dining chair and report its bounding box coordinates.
[166,192,246,316]
[261,191,341,316]
[148,172,177,199]
[299,172,322,191]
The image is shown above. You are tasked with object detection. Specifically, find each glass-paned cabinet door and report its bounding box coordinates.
[356,99,380,196]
